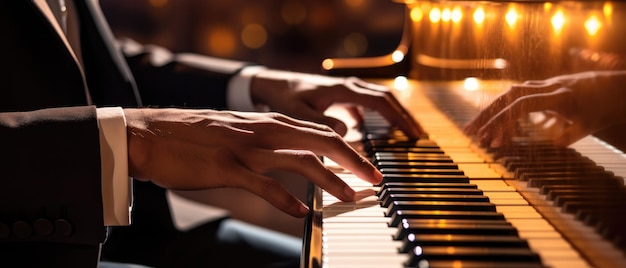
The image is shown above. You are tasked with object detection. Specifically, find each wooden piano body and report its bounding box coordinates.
[304,1,626,267]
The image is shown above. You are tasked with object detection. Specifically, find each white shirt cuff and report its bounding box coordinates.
[227,66,267,111]
[97,107,132,226]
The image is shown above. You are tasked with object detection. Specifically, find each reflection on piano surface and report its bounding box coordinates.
[305,1,626,267]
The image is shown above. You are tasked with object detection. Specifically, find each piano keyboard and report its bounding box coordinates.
[302,80,626,268]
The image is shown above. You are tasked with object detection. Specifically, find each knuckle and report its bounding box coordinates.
[292,150,321,165]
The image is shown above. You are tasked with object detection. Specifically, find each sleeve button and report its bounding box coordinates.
[13,221,32,239]
[54,219,72,237]
[34,218,54,236]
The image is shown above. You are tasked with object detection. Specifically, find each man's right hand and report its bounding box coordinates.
[123,108,382,217]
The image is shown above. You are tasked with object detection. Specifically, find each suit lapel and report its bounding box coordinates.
[31,0,83,74]
[32,0,92,104]
[75,0,142,106]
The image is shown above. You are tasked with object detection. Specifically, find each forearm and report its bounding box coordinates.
[118,38,253,109]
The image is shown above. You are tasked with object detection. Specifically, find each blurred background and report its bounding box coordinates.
[101,0,406,74]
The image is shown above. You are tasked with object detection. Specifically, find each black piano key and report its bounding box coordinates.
[594,215,626,249]
[501,155,585,169]
[553,194,626,207]
[381,193,490,207]
[528,176,623,188]
[561,200,626,214]
[395,219,515,240]
[400,233,530,253]
[368,147,445,155]
[514,165,607,179]
[405,246,540,266]
[386,201,497,217]
[539,184,621,195]
[575,208,626,227]
[506,158,596,170]
[375,161,459,170]
[381,174,469,185]
[365,139,440,149]
[381,168,465,175]
[490,146,580,160]
[520,170,614,182]
[388,210,505,227]
[373,152,453,162]
[378,187,483,200]
[544,187,624,200]
[381,182,479,190]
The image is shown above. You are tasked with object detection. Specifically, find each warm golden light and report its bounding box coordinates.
[410,7,424,22]
[205,26,236,56]
[441,8,451,22]
[394,76,409,91]
[345,0,365,9]
[551,10,566,33]
[584,15,602,36]
[473,7,485,24]
[505,8,518,28]
[463,77,480,91]
[604,2,613,18]
[451,7,463,23]
[149,0,168,8]
[544,2,553,12]
[322,59,334,70]
[241,24,267,49]
[392,50,405,63]
[430,7,442,23]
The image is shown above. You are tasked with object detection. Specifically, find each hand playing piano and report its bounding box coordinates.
[124,108,383,218]
[464,71,626,148]
[250,70,424,139]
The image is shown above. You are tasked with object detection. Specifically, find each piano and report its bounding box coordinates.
[303,1,626,268]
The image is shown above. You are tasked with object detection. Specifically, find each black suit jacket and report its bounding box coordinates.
[0,0,252,266]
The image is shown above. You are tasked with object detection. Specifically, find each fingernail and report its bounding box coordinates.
[299,204,310,215]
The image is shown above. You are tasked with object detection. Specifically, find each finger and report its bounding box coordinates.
[234,169,311,217]
[554,124,589,147]
[229,111,335,134]
[344,77,424,138]
[476,116,519,148]
[344,105,364,126]
[465,83,562,136]
[475,90,570,147]
[278,104,350,136]
[239,148,356,202]
[252,126,383,184]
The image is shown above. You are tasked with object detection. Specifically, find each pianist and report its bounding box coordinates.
[465,70,626,148]
[0,1,422,267]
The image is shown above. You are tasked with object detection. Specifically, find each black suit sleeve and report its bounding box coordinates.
[118,38,256,110]
[0,106,105,267]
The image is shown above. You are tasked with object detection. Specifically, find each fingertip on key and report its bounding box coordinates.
[373,169,383,184]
